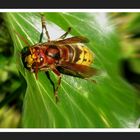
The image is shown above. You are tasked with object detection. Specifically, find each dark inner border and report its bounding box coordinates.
[1,0,140,8]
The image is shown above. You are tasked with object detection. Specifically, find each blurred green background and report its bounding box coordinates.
[0,12,140,128]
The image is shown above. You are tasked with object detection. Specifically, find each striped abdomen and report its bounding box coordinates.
[58,44,93,66]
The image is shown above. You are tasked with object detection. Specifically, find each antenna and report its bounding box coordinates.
[14,30,31,46]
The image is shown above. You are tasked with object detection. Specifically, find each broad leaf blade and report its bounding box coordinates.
[5,12,140,128]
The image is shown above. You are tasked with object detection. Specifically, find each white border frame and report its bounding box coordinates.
[0,9,140,12]
[0,9,140,132]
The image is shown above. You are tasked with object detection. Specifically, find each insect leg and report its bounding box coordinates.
[45,71,55,93]
[54,75,62,103]
[52,68,62,103]
[39,15,51,43]
[41,65,62,103]
[58,27,71,39]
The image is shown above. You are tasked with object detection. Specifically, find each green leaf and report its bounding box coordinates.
[5,12,140,128]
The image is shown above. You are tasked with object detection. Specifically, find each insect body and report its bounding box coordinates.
[19,16,97,102]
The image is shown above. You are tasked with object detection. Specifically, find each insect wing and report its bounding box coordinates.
[57,63,97,78]
[54,36,89,45]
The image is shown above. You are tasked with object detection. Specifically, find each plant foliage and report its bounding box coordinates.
[5,12,140,128]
